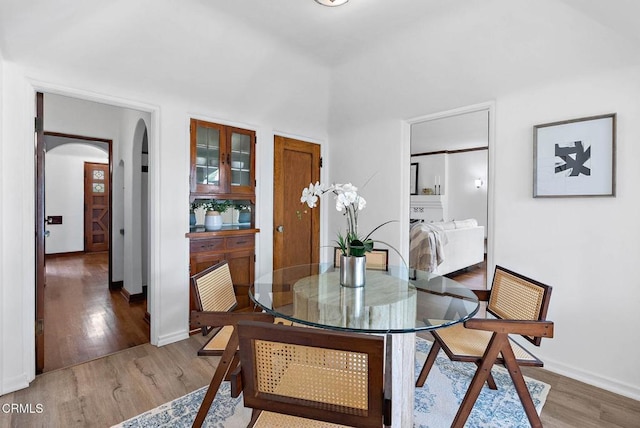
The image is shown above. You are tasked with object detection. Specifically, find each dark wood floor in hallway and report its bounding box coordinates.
[446,261,487,289]
[44,252,149,372]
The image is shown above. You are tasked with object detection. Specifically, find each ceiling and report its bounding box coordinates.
[198,0,458,66]
[1,0,639,69]
[0,0,458,67]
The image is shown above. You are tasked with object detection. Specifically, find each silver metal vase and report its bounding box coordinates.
[339,255,366,287]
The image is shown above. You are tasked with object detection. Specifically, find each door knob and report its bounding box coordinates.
[276,225,284,233]
[44,230,51,238]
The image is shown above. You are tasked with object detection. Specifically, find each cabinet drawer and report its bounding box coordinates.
[226,235,254,250]
[190,238,225,253]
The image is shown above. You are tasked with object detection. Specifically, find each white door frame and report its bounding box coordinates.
[401,101,496,279]
[29,80,162,349]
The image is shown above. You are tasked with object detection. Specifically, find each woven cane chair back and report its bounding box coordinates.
[488,266,552,345]
[237,321,388,428]
[334,247,389,271]
[192,261,237,313]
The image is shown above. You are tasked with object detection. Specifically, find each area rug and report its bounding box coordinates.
[114,337,550,428]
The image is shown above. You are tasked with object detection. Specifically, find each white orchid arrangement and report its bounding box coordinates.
[301,182,394,257]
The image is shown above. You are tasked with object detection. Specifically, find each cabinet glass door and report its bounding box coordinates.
[230,131,252,187]
[196,125,220,187]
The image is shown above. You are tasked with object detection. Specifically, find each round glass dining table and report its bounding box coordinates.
[249,263,480,427]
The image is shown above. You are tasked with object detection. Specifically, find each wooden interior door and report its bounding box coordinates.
[273,136,321,306]
[84,162,110,252]
[274,136,321,270]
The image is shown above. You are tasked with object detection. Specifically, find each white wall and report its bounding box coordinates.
[119,112,151,296]
[411,154,446,197]
[44,144,108,254]
[410,151,488,230]
[327,119,407,266]
[494,66,640,398]
[0,2,330,395]
[447,150,488,231]
[1,62,35,394]
[328,0,640,399]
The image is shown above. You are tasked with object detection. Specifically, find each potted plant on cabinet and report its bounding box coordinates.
[235,203,252,224]
[202,200,231,230]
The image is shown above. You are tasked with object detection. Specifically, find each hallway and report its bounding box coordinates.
[43,252,149,372]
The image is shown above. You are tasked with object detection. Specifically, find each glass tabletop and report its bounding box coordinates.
[250,263,480,334]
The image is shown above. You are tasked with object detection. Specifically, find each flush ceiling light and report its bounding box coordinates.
[315,0,349,6]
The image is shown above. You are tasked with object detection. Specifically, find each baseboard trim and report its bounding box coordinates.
[110,280,123,291]
[1,372,30,396]
[119,287,146,303]
[545,357,640,401]
[156,330,189,347]
[45,251,85,259]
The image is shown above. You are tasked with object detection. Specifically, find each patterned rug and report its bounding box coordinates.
[114,338,550,428]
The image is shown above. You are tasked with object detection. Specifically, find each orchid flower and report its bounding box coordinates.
[300,184,318,208]
[300,181,396,258]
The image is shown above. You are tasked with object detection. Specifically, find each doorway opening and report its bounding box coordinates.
[407,103,494,289]
[36,92,152,373]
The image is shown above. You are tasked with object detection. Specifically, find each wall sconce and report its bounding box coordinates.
[474,178,483,188]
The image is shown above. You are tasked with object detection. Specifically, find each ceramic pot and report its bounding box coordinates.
[238,209,251,224]
[204,211,222,230]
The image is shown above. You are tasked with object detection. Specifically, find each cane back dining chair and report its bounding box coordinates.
[415,265,553,428]
[231,320,392,428]
[334,247,389,271]
[190,261,296,427]
[190,260,239,356]
[190,261,277,427]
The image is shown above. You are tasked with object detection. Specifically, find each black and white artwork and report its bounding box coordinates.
[534,114,616,197]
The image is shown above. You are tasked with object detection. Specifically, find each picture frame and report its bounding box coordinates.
[410,163,419,195]
[533,113,616,198]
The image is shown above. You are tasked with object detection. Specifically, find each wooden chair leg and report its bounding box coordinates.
[474,362,498,390]
[192,330,239,428]
[247,409,262,428]
[501,342,543,428]
[416,340,441,387]
[224,353,240,382]
[451,333,506,428]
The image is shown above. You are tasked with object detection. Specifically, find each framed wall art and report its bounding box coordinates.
[533,113,616,197]
[410,163,419,195]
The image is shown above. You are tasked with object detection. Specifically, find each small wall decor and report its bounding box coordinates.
[410,163,419,195]
[533,113,616,197]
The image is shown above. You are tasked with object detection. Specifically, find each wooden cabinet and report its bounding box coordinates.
[188,230,258,326]
[188,118,258,327]
[190,119,256,199]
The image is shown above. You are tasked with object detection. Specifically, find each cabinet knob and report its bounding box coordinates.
[276,225,284,233]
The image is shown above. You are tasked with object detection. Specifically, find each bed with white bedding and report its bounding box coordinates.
[409,219,484,275]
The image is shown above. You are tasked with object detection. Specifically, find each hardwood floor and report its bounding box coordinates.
[1,332,638,428]
[2,261,636,427]
[43,252,149,372]
[446,260,488,289]
[0,335,214,428]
